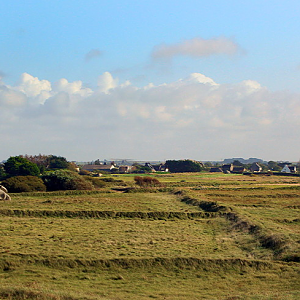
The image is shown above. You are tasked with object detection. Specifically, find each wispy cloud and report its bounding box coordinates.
[0,71,7,80]
[85,49,103,62]
[151,37,241,61]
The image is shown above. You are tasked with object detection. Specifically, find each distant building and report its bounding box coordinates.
[250,163,262,173]
[145,163,169,172]
[81,163,117,172]
[232,166,246,173]
[119,165,136,173]
[222,164,233,173]
[210,167,223,173]
[281,165,297,173]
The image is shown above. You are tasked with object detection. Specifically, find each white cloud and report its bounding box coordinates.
[0,71,300,161]
[16,73,51,98]
[152,37,241,61]
[53,78,93,97]
[97,72,118,93]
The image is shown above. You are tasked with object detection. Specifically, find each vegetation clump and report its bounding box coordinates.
[1,175,46,193]
[82,176,106,188]
[3,156,40,178]
[166,159,203,173]
[42,170,94,191]
[134,176,161,187]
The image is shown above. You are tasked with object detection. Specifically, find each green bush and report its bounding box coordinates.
[2,176,46,193]
[42,170,94,191]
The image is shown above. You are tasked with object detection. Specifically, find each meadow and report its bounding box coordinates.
[0,173,299,299]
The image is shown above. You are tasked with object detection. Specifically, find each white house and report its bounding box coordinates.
[281,165,297,173]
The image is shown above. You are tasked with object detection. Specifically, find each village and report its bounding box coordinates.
[79,158,298,175]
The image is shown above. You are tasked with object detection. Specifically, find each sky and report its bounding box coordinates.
[1,0,300,162]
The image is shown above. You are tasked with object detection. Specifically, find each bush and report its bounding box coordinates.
[2,176,47,193]
[83,176,106,188]
[42,170,94,191]
[79,169,91,176]
[134,176,161,187]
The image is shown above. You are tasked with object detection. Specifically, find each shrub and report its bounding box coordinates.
[2,176,46,193]
[79,169,91,176]
[83,176,106,188]
[134,176,161,187]
[42,170,94,191]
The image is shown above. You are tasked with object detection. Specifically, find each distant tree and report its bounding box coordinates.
[0,165,7,180]
[48,155,69,169]
[268,161,281,171]
[22,154,72,172]
[94,159,101,165]
[232,160,244,166]
[166,160,203,173]
[132,163,152,173]
[204,162,212,168]
[4,156,40,178]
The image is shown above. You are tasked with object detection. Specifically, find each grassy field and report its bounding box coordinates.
[0,173,299,299]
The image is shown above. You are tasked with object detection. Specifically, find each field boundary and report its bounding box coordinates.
[0,209,219,219]
[0,255,285,271]
[174,190,300,262]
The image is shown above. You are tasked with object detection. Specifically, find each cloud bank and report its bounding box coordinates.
[0,72,299,161]
[152,37,241,61]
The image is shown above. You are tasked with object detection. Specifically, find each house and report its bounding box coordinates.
[81,163,117,173]
[145,163,156,172]
[152,163,169,172]
[210,167,223,172]
[222,164,233,173]
[232,166,246,173]
[281,165,297,173]
[250,163,262,173]
[119,165,136,173]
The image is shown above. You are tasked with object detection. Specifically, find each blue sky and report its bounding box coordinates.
[1,1,300,161]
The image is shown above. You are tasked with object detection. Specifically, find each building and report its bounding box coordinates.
[222,164,233,173]
[281,165,297,173]
[250,163,262,173]
[81,163,117,173]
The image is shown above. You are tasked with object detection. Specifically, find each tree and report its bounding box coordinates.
[4,156,40,178]
[48,155,69,169]
[166,160,203,173]
[268,161,281,171]
[232,160,244,166]
[22,154,72,172]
